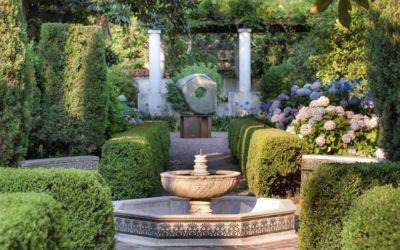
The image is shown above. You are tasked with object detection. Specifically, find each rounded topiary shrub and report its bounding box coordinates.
[166,63,222,114]
[0,192,70,249]
[341,185,400,249]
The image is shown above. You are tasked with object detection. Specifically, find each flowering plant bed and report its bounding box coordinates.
[260,79,383,158]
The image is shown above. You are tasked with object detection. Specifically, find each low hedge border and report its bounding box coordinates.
[99,121,170,200]
[341,185,400,249]
[0,192,69,250]
[299,162,400,250]
[0,168,115,249]
[228,118,307,197]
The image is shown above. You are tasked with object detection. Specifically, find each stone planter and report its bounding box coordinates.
[301,154,384,187]
[20,155,99,170]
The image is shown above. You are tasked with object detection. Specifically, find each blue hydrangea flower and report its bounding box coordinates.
[309,91,323,100]
[277,93,289,101]
[328,86,339,95]
[311,80,321,90]
[348,96,359,105]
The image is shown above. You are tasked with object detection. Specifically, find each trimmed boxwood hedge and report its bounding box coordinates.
[0,0,34,166]
[228,118,307,197]
[341,185,400,249]
[30,23,108,157]
[299,162,400,250]
[0,168,115,249]
[99,121,170,200]
[0,192,70,250]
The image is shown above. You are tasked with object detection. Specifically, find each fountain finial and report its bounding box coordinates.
[193,149,209,176]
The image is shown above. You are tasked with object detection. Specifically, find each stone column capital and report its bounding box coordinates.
[148,29,161,34]
[238,28,252,33]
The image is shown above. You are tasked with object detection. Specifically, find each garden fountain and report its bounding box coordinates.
[113,149,298,246]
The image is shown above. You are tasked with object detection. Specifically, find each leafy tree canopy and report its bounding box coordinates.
[311,0,373,28]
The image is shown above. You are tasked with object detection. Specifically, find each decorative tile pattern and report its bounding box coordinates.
[21,156,99,170]
[114,214,295,239]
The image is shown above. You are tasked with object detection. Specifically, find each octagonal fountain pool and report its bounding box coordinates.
[113,150,297,246]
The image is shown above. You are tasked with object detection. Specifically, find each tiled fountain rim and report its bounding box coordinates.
[113,196,297,246]
[113,196,296,220]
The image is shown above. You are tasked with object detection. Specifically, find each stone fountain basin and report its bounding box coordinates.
[113,196,297,246]
[160,170,240,199]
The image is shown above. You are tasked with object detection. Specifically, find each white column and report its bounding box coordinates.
[149,30,161,94]
[238,29,251,92]
[148,30,162,115]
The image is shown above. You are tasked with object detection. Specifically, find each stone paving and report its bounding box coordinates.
[116,132,299,249]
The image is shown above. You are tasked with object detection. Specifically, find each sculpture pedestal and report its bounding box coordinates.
[180,115,211,138]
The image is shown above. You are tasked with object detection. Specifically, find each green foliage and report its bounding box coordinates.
[211,115,233,132]
[0,168,115,249]
[166,63,222,114]
[107,66,137,103]
[30,23,108,157]
[341,185,400,249]
[143,115,179,132]
[107,17,148,68]
[99,121,170,199]
[259,62,306,101]
[366,0,400,161]
[229,118,307,197]
[299,162,400,250]
[311,0,371,28]
[311,8,368,83]
[0,0,34,166]
[0,192,70,250]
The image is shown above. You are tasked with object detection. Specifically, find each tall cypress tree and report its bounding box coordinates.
[0,0,33,166]
[367,0,400,160]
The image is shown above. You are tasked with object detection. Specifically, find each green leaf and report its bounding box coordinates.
[310,0,333,14]
[338,0,352,29]
[352,0,369,10]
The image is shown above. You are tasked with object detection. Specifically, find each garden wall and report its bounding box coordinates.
[228,118,307,197]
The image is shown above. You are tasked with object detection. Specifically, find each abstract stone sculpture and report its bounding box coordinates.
[176,73,217,114]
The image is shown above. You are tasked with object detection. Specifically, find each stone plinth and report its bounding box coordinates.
[180,115,212,138]
[113,196,297,246]
[301,154,384,187]
[20,155,99,170]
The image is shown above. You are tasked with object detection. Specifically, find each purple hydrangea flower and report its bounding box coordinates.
[296,88,311,97]
[277,93,289,101]
[348,96,359,105]
[309,91,323,100]
[339,100,348,107]
[311,80,322,90]
[260,102,270,111]
[291,85,300,94]
[328,86,339,95]
[303,83,313,89]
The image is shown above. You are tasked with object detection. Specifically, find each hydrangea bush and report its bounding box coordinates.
[261,78,374,129]
[261,78,383,158]
[286,96,381,157]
